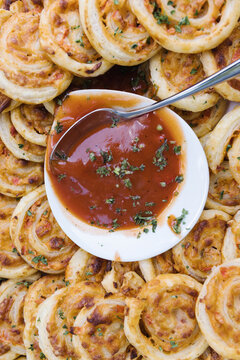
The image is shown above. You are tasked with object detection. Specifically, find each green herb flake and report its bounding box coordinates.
[28,344,34,351]
[56,99,62,106]
[156,124,163,131]
[131,43,137,49]
[160,182,166,187]
[100,150,113,163]
[153,139,169,170]
[175,175,184,183]
[174,145,181,155]
[172,209,188,234]
[145,202,155,207]
[55,121,63,134]
[57,174,66,182]
[226,144,232,152]
[40,353,46,359]
[170,341,178,348]
[32,255,48,265]
[86,271,93,276]
[58,309,65,320]
[18,144,24,149]
[123,178,132,188]
[220,190,224,200]
[106,197,115,204]
[12,248,17,253]
[96,166,110,177]
[111,116,120,128]
[89,152,96,162]
[27,210,32,216]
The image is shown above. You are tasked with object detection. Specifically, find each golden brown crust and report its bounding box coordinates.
[39,0,113,77]
[196,259,240,359]
[173,210,231,282]
[0,11,72,104]
[124,274,207,360]
[0,139,44,198]
[150,50,220,111]
[10,185,78,274]
[79,0,160,65]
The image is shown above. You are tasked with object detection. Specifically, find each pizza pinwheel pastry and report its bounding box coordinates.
[139,250,176,281]
[10,185,78,273]
[222,210,240,262]
[36,281,105,359]
[206,161,240,216]
[65,248,107,284]
[201,23,240,102]
[23,275,66,360]
[11,104,53,147]
[79,0,159,66]
[128,0,240,53]
[0,113,45,163]
[0,194,36,279]
[0,92,19,114]
[125,274,207,360]
[173,210,231,282]
[196,259,240,359]
[204,106,240,174]
[171,99,228,138]
[0,274,40,356]
[0,139,44,198]
[72,293,138,359]
[0,10,72,104]
[101,260,145,296]
[228,133,240,186]
[39,0,113,77]
[150,50,219,111]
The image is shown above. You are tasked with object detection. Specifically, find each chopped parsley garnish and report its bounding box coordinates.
[175,16,190,32]
[16,281,31,288]
[28,344,34,351]
[58,309,65,320]
[86,271,93,276]
[96,166,110,177]
[27,210,32,216]
[12,248,17,253]
[145,202,155,207]
[109,218,120,232]
[89,152,96,162]
[100,150,113,163]
[226,144,232,152]
[55,121,63,134]
[133,212,157,233]
[123,178,132,188]
[75,37,84,47]
[153,139,169,170]
[131,44,137,49]
[171,209,188,234]
[160,181,166,187]
[174,145,181,155]
[156,124,163,131]
[175,175,184,183]
[170,341,178,348]
[153,4,170,25]
[32,255,48,265]
[71,25,80,29]
[90,205,97,210]
[58,174,66,182]
[190,67,199,75]
[18,144,24,149]
[40,353,46,359]
[106,197,115,204]
[114,27,123,36]
[56,99,62,106]
[97,328,103,336]
[220,190,224,200]
[111,116,119,128]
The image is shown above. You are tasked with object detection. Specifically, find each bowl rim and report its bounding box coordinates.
[45,89,209,261]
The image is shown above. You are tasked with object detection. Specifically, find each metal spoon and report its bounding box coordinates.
[50,58,240,164]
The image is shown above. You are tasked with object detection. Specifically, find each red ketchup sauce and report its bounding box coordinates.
[47,93,184,233]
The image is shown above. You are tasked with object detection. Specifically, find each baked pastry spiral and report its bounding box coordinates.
[201,23,240,102]
[204,106,240,174]
[0,194,36,279]
[10,185,78,273]
[171,99,228,138]
[0,113,45,163]
[0,92,19,114]
[222,210,240,262]
[0,344,18,360]
[206,161,240,215]
[101,261,144,296]
[23,274,66,360]
[124,274,207,360]
[73,294,138,359]
[65,248,107,284]
[139,250,175,281]
[198,347,225,360]
[172,210,231,282]
[0,139,43,198]
[39,0,113,77]
[196,259,240,359]
[79,0,159,66]
[0,10,72,104]
[36,281,105,359]
[150,51,219,111]
[11,104,53,147]
[0,274,40,356]
[128,0,240,53]
[228,133,240,186]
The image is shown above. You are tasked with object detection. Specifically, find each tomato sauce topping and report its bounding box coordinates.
[47,93,183,233]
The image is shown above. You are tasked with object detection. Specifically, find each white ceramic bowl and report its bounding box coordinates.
[45,89,209,261]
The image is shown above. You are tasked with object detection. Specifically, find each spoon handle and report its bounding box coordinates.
[117,58,240,119]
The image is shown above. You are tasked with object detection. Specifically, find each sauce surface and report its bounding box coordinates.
[47,93,183,232]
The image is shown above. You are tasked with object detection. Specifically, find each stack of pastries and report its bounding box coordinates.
[0,0,240,359]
